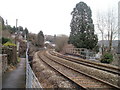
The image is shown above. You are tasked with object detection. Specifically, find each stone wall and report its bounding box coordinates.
[2,46,17,65]
[19,41,27,58]
[0,54,8,73]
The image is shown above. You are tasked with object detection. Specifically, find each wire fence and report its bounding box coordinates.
[26,42,42,89]
[65,48,96,59]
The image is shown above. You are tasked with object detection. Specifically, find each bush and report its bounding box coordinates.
[100,52,113,64]
[1,37,12,44]
[3,42,16,47]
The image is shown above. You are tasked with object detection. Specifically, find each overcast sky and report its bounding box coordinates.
[0,0,119,36]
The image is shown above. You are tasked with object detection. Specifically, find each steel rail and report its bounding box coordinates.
[38,51,86,90]
[49,50,120,75]
[38,50,120,89]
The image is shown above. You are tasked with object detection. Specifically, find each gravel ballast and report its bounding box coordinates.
[32,51,80,89]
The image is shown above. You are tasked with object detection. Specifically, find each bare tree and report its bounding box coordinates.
[96,9,118,53]
[96,12,106,54]
[55,34,68,52]
[105,9,118,52]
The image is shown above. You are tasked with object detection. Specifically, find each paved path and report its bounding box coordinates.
[2,58,26,88]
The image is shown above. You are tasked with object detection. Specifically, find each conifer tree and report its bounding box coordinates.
[69,2,98,50]
[37,31,44,47]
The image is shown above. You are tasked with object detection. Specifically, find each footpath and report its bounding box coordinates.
[2,58,26,89]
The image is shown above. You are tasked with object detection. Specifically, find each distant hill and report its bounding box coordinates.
[98,40,120,53]
[98,40,118,47]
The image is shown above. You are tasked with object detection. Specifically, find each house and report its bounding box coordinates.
[44,41,56,49]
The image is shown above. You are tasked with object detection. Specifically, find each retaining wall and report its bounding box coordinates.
[0,54,8,73]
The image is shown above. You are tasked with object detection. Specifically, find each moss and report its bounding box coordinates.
[3,42,16,46]
[17,57,20,63]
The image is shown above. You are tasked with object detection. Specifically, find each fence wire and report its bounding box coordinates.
[26,42,42,89]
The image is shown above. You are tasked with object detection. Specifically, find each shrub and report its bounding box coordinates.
[1,37,12,44]
[3,42,16,47]
[100,52,113,64]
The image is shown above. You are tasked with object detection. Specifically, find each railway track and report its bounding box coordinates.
[49,50,120,76]
[38,50,120,90]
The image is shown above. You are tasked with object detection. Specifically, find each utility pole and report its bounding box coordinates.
[15,19,18,44]
[16,19,18,32]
